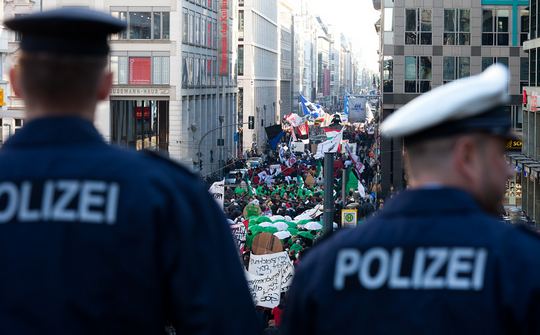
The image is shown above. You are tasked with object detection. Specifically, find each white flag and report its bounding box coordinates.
[314,130,343,159]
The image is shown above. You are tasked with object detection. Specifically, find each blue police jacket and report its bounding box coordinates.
[282,187,540,334]
[0,117,260,334]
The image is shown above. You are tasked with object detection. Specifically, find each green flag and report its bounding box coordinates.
[315,160,322,178]
[345,169,359,194]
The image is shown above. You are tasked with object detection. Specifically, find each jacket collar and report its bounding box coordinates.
[2,116,105,148]
[381,187,483,216]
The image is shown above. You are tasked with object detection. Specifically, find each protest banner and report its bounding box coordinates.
[230,223,247,250]
[248,251,295,297]
[245,270,282,308]
[208,179,225,208]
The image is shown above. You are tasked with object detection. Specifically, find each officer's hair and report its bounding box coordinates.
[17,52,107,108]
[404,136,458,172]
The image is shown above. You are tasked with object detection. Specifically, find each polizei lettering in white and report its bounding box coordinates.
[334,247,487,291]
[0,180,120,224]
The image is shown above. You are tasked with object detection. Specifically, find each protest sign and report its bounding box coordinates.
[230,223,247,250]
[208,179,225,208]
[245,270,282,308]
[251,232,283,255]
[248,251,295,299]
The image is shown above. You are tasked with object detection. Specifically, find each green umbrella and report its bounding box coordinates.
[249,225,264,235]
[298,231,314,240]
[261,226,278,234]
[297,219,311,226]
[290,243,304,252]
[286,221,297,228]
[257,216,272,223]
[287,227,299,236]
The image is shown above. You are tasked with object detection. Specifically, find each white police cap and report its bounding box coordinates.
[380,64,511,141]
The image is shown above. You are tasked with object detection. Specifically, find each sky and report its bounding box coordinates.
[309,0,380,73]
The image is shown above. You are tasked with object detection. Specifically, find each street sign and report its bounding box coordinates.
[341,209,358,227]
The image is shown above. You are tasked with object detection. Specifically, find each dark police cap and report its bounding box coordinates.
[380,64,513,143]
[4,7,126,56]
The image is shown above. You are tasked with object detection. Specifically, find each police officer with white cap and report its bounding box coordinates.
[0,8,260,334]
[282,64,540,334]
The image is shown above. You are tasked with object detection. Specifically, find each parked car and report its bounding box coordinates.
[246,157,264,169]
[225,169,248,185]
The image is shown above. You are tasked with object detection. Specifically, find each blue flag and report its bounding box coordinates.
[299,94,322,118]
[344,95,350,115]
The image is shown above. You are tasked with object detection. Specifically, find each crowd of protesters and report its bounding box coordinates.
[211,118,381,332]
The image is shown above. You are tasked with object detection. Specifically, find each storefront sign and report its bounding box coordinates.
[219,0,229,76]
[111,87,171,97]
[506,139,523,151]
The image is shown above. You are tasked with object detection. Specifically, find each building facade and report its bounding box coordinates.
[278,0,294,119]
[517,0,540,222]
[238,0,279,153]
[374,0,527,197]
[3,0,238,177]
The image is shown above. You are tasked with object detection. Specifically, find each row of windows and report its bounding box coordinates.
[403,8,528,46]
[111,11,170,40]
[110,56,170,85]
[182,9,218,49]
[383,56,528,93]
[182,53,217,88]
[186,0,218,12]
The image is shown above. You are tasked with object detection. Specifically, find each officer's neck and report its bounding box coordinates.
[24,104,95,122]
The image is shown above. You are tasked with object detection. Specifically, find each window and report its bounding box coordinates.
[112,10,170,40]
[129,57,152,85]
[239,10,244,32]
[443,57,470,83]
[13,14,27,41]
[521,9,529,46]
[383,56,393,92]
[112,56,169,86]
[183,10,189,43]
[384,8,393,32]
[238,45,244,76]
[530,49,537,87]
[444,9,470,45]
[152,57,170,85]
[521,57,529,93]
[482,9,509,46]
[482,57,509,71]
[532,0,537,40]
[405,9,432,45]
[405,56,431,93]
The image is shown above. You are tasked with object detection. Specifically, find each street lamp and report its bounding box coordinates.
[218,115,225,178]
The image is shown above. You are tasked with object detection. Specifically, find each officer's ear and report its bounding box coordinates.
[9,67,22,98]
[453,135,482,185]
[97,71,113,101]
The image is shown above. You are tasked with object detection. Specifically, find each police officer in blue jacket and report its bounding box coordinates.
[0,8,260,334]
[282,64,540,334]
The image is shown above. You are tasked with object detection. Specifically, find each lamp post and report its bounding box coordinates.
[218,115,225,178]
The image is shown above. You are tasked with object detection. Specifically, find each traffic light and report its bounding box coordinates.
[248,116,255,129]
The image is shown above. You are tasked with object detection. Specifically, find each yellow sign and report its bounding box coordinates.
[341,209,358,228]
[0,88,4,107]
[506,139,522,151]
